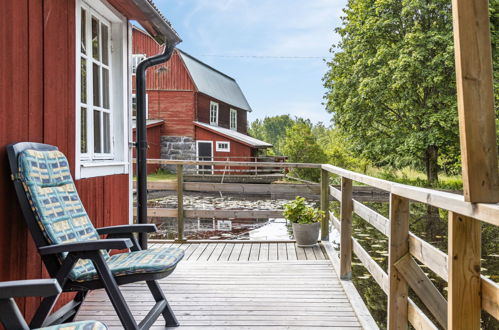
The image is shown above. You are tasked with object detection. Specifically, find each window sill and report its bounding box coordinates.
[78,161,129,179]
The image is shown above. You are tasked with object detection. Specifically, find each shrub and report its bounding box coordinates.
[283,197,325,224]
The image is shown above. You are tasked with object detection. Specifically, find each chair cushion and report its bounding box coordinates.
[38,320,107,329]
[70,247,185,282]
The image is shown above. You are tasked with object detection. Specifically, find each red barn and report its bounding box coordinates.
[132,28,272,172]
[0,0,179,318]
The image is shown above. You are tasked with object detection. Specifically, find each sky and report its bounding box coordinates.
[154,0,347,124]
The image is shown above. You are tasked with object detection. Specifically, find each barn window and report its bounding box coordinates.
[210,101,219,125]
[132,94,148,119]
[216,141,230,152]
[132,54,146,74]
[230,109,237,130]
[76,0,129,179]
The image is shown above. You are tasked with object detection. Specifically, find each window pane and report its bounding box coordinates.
[101,24,109,65]
[93,63,100,106]
[102,68,109,109]
[80,57,87,103]
[81,9,86,54]
[103,112,111,153]
[93,110,101,153]
[81,107,87,153]
[132,96,137,117]
[92,17,99,60]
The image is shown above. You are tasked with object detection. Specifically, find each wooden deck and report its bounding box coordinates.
[76,241,374,329]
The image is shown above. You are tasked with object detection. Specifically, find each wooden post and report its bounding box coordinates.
[320,169,330,241]
[448,212,481,330]
[176,164,184,241]
[340,177,353,279]
[452,0,499,202]
[388,194,409,330]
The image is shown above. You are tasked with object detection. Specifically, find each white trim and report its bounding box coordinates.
[230,108,237,130]
[132,93,148,119]
[196,140,213,174]
[210,101,219,126]
[216,141,230,152]
[131,54,146,74]
[75,0,129,179]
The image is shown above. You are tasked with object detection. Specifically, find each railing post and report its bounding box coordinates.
[388,194,409,330]
[340,177,353,279]
[176,164,184,241]
[448,212,481,329]
[320,169,330,241]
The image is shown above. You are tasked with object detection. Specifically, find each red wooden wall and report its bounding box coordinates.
[0,0,129,319]
[147,91,196,137]
[195,126,253,161]
[196,93,248,134]
[132,123,163,174]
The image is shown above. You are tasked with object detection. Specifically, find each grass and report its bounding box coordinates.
[133,169,177,182]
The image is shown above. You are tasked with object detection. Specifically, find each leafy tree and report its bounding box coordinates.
[323,0,464,186]
[248,115,296,155]
[282,122,328,181]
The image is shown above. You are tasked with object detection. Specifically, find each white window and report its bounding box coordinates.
[230,109,237,130]
[131,94,148,119]
[210,101,219,125]
[76,0,129,179]
[132,54,146,74]
[216,141,230,152]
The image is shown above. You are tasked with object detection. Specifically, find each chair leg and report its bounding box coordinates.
[147,280,179,327]
[65,291,88,322]
[91,253,139,330]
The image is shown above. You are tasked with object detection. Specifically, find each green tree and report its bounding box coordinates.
[323,0,464,186]
[282,122,328,181]
[248,115,295,155]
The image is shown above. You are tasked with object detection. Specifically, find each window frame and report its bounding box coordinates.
[131,54,146,75]
[131,93,148,119]
[75,0,129,179]
[230,108,237,130]
[216,141,231,152]
[210,101,219,125]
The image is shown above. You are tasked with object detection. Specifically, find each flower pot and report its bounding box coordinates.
[292,222,320,247]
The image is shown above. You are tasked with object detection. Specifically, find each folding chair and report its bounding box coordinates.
[7,142,184,329]
[0,279,107,329]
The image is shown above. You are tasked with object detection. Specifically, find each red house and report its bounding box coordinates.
[0,0,179,318]
[132,28,272,172]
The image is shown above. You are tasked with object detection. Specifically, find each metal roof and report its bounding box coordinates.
[194,122,272,148]
[132,119,164,129]
[178,50,252,112]
[132,0,181,45]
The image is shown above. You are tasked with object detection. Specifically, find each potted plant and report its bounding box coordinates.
[283,196,324,247]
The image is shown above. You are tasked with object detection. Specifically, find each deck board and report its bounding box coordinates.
[76,242,364,329]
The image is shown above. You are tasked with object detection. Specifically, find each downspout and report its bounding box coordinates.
[136,43,175,249]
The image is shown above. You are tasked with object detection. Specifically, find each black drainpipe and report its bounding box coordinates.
[136,43,175,249]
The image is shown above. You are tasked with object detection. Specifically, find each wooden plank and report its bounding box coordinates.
[144,159,323,169]
[268,243,278,261]
[259,243,269,261]
[248,243,260,262]
[239,243,252,261]
[303,247,317,260]
[481,277,499,320]
[286,243,297,261]
[448,212,481,329]
[352,238,389,294]
[320,169,330,240]
[330,212,340,232]
[388,194,410,329]
[185,209,283,219]
[198,243,218,262]
[183,243,200,259]
[134,208,177,218]
[340,177,353,279]
[218,243,234,261]
[228,243,243,262]
[208,243,226,262]
[296,245,307,260]
[451,0,499,202]
[408,233,448,280]
[395,254,447,328]
[352,200,389,236]
[188,243,208,261]
[329,185,342,201]
[177,164,184,241]
[312,245,326,260]
[277,243,288,261]
[408,299,439,330]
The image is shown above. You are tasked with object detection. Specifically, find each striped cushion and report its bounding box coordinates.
[38,320,107,329]
[70,247,185,282]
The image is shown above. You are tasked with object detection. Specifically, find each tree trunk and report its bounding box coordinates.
[424,145,439,186]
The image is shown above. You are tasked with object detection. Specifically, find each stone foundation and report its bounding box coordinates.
[160,136,196,172]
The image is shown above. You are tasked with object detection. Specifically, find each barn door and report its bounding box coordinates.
[197,141,213,174]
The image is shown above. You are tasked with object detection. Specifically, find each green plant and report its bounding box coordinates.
[283,197,325,224]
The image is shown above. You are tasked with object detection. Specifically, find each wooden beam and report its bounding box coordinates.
[395,254,447,329]
[320,169,330,240]
[177,165,184,241]
[340,177,353,280]
[451,0,499,202]
[352,238,389,294]
[448,212,481,329]
[481,277,499,320]
[408,300,439,330]
[388,194,409,330]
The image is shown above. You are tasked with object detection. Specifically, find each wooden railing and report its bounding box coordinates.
[138,159,498,330]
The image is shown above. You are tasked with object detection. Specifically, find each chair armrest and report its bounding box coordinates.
[0,279,61,299]
[96,224,157,235]
[38,239,133,255]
